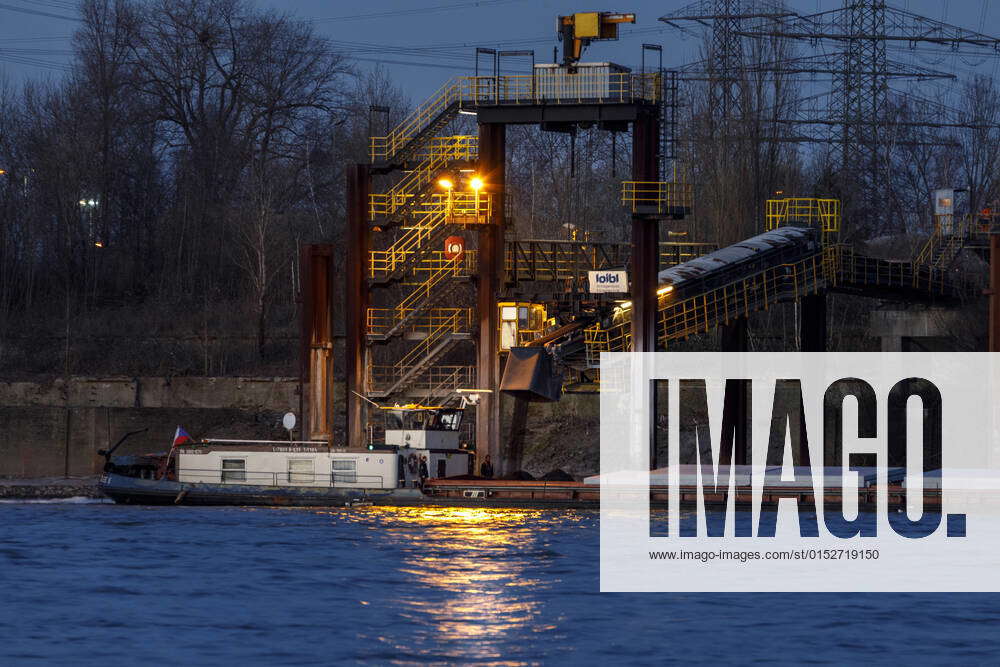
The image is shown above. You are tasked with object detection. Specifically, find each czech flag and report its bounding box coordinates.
[172,426,192,448]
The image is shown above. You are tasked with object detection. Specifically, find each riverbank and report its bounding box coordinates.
[0,476,101,500]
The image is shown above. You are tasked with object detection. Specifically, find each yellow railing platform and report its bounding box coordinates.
[621,181,694,216]
[371,72,662,162]
[367,307,473,337]
[766,198,841,244]
[369,192,493,221]
[368,136,477,220]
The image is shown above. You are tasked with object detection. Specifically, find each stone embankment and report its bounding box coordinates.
[0,477,102,500]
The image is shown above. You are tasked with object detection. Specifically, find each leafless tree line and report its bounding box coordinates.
[0,0,407,377]
[2,2,998,378]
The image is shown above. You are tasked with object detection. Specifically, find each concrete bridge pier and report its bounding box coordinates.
[869,308,964,352]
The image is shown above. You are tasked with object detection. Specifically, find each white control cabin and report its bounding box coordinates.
[382,405,464,450]
[381,405,473,485]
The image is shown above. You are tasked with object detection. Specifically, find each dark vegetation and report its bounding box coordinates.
[1,0,997,379]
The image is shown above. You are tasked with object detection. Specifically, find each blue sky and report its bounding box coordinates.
[0,0,996,98]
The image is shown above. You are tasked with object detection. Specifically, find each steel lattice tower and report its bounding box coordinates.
[834,1,888,229]
[710,0,746,120]
[663,0,1000,235]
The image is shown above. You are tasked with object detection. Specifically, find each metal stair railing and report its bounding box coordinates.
[371,72,663,164]
[369,136,477,220]
[370,193,492,281]
[368,364,475,400]
[424,365,476,400]
[369,207,449,280]
[370,77,465,164]
[370,311,467,397]
[367,306,473,342]
[914,215,973,268]
[913,228,942,266]
[369,212,451,282]
[395,308,466,369]
[395,256,465,314]
[932,230,968,269]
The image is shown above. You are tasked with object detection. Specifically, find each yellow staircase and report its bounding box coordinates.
[365,69,664,398]
[913,215,985,270]
[367,133,489,398]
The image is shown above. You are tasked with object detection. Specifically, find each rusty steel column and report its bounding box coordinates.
[631,106,660,352]
[991,235,1000,352]
[477,122,505,473]
[346,164,370,449]
[301,245,334,442]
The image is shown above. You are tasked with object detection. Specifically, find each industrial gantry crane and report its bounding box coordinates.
[327,11,696,474]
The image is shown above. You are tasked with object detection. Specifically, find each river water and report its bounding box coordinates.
[1,501,997,665]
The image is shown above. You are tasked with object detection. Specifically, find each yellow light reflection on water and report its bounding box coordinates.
[358,506,566,663]
[258,504,592,663]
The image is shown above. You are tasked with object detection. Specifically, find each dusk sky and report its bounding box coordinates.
[1,1,996,99]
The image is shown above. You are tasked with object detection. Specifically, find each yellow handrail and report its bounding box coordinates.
[621,181,694,214]
[370,72,663,162]
[368,136,477,219]
[367,307,473,337]
[766,198,841,244]
[393,308,465,372]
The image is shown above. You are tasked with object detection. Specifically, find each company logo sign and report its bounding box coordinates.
[599,352,1000,592]
[588,270,628,293]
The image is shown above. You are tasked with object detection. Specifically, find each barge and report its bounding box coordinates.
[98,406,959,511]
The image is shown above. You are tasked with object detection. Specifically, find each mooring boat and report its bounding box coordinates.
[99,404,474,506]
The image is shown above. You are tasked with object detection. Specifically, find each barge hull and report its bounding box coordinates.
[101,474,945,512]
[100,473,381,507]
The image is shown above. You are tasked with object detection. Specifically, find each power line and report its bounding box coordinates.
[308,0,526,24]
[0,2,79,21]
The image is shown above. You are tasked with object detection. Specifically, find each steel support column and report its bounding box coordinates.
[477,123,505,472]
[301,244,335,442]
[800,293,827,352]
[346,164,370,449]
[631,107,660,352]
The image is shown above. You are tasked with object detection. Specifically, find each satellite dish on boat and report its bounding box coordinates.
[282,412,297,432]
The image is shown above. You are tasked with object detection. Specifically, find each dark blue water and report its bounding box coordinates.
[1,501,997,665]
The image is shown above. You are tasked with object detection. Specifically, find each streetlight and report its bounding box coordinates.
[468,176,484,221]
[79,197,99,245]
[437,174,454,219]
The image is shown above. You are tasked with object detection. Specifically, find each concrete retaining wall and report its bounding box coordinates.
[0,377,305,478]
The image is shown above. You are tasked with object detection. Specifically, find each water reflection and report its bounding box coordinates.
[351,507,567,664]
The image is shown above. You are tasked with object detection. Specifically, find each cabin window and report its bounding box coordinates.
[437,409,462,431]
[332,459,357,484]
[288,459,314,484]
[221,459,246,482]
